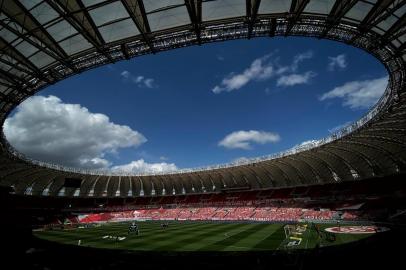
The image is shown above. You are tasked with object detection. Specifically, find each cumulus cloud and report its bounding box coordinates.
[219,130,280,150]
[111,159,177,174]
[328,54,347,71]
[212,50,314,93]
[276,71,316,87]
[231,157,251,163]
[296,139,319,147]
[291,51,314,71]
[4,95,147,169]
[328,121,352,134]
[212,54,274,93]
[319,76,388,109]
[144,78,154,88]
[120,70,130,79]
[302,139,318,145]
[120,70,156,88]
[291,139,320,151]
[80,157,112,169]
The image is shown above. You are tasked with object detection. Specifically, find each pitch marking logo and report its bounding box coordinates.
[325,226,389,234]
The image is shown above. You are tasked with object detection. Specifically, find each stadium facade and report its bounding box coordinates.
[0,0,405,199]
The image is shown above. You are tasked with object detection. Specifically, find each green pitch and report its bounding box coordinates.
[34,221,372,252]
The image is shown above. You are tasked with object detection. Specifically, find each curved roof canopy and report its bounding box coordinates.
[0,0,406,198]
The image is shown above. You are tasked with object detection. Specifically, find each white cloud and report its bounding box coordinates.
[120,70,130,79]
[111,159,177,174]
[328,121,352,133]
[212,55,274,93]
[297,140,319,147]
[144,78,155,88]
[291,139,320,150]
[80,157,112,169]
[276,71,316,87]
[231,157,251,163]
[291,51,313,71]
[4,95,147,169]
[319,76,388,109]
[212,50,314,93]
[135,75,144,83]
[328,54,347,71]
[219,130,280,150]
[302,140,317,145]
[120,70,155,88]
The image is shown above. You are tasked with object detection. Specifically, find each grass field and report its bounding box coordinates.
[34,221,372,252]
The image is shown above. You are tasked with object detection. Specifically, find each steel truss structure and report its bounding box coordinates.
[0,0,405,198]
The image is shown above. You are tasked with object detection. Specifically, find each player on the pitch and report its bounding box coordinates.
[128,222,139,235]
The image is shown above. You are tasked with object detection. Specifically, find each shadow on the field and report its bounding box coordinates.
[3,224,404,270]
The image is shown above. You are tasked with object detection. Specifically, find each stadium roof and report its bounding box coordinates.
[0,0,405,197]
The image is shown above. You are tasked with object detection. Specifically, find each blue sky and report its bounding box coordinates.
[4,37,388,173]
